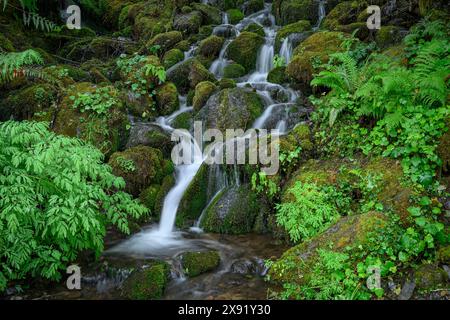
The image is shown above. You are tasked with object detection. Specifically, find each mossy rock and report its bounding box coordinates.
[218,78,237,89]
[166,57,216,94]
[129,1,175,41]
[117,54,163,94]
[226,8,244,24]
[375,26,404,49]
[284,157,413,222]
[182,250,221,277]
[121,261,170,300]
[146,31,183,54]
[275,20,311,52]
[174,11,203,35]
[192,3,222,25]
[414,264,448,291]
[267,66,288,84]
[287,31,347,87]
[437,245,450,264]
[176,163,209,227]
[193,81,218,112]
[154,175,176,216]
[174,40,191,52]
[197,35,225,59]
[242,0,265,15]
[53,82,129,156]
[223,63,246,79]
[195,87,264,132]
[156,82,179,116]
[201,184,260,234]
[108,145,169,197]
[139,184,161,213]
[226,32,265,72]
[268,211,387,290]
[0,83,57,121]
[322,1,365,31]
[163,48,184,69]
[272,0,317,26]
[43,64,89,86]
[242,22,265,37]
[171,111,193,130]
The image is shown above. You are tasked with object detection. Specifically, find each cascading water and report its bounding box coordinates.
[314,0,327,30]
[279,37,293,64]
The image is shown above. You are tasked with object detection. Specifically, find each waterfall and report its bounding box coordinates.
[223,12,229,25]
[314,0,327,30]
[279,37,293,64]
[209,39,232,78]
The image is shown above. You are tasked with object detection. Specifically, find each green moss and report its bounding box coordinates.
[414,264,448,291]
[174,11,203,35]
[108,146,166,197]
[226,32,265,72]
[197,35,225,59]
[163,49,184,69]
[268,211,387,291]
[121,261,170,300]
[322,1,363,31]
[166,58,215,94]
[176,164,209,227]
[376,26,403,49]
[287,31,347,85]
[171,112,192,130]
[53,82,129,156]
[275,20,311,51]
[139,184,161,213]
[193,81,217,112]
[218,78,237,89]
[182,251,220,277]
[192,3,222,25]
[272,0,316,25]
[154,175,175,216]
[242,23,265,37]
[156,82,179,116]
[146,31,183,53]
[201,185,260,234]
[226,9,244,24]
[243,0,264,15]
[267,66,288,84]
[437,245,450,264]
[223,63,246,79]
[0,83,57,121]
[174,40,191,52]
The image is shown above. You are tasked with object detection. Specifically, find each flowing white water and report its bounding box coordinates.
[279,37,293,63]
[314,0,327,30]
[209,40,232,78]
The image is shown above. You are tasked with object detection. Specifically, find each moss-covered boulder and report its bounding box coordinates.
[176,163,209,227]
[226,8,244,24]
[108,145,171,196]
[268,211,387,294]
[139,184,161,212]
[218,78,237,89]
[121,261,170,300]
[0,83,57,121]
[174,11,203,35]
[201,184,261,234]
[195,87,264,132]
[146,31,183,54]
[197,35,225,60]
[53,82,129,156]
[414,263,448,291]
[242,22,265,37]
[267,66,288,84]
[155,82,179,116]
[275,20,311,52]
[226,32,265,72]
[166,57,216,94]
[375,26,404,49]
[323,1,364,31]
[163,48,184,69]
[192,3,222,25]
[223,63,247,79]
[287,31,347,87]
[193,81,218,112]
[242,0,265,15]
[272,0,317,26]
[181,250,221,277]
[171,111,193,130]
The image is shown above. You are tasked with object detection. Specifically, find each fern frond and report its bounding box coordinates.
[0,49,43,83]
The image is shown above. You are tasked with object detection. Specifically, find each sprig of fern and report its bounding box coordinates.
[0,49,43,83]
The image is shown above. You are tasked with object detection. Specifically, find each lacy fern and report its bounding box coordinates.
[0,121,147,291]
